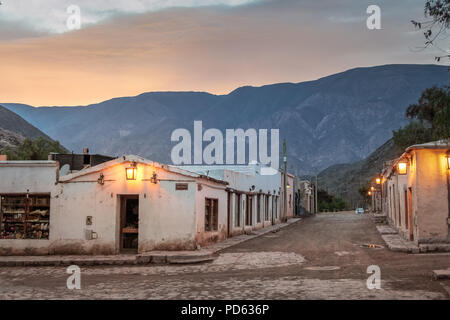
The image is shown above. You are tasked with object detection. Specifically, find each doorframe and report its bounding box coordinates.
[408,188,414,241]
[118,194,140,253]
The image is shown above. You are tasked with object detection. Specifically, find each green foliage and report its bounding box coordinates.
[4,137,67,160]
[358,185,372,204]
[318,189,348,212]
[393,86,450,150]
[393,121,434,151]
[358,185,368,198]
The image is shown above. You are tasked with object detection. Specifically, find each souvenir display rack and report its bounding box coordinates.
[0,194,50,239]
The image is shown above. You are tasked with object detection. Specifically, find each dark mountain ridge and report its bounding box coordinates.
[2,64,449,174]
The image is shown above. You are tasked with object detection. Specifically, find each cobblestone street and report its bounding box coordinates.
[1,212,449,299]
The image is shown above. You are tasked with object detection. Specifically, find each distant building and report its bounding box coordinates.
[48,148,116,173]
[281,172,295,220]
[380,141,449,244]
[178,163,282,236]
[294,179,315,215]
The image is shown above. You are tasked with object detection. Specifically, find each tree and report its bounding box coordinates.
[393,86,450,150]
[4,137,67,160]
[411,0,450,62]
[318,189,348,212]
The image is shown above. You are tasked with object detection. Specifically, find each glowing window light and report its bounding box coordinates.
[398,162,407,175]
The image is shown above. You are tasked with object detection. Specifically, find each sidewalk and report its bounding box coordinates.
[375,224,450,254]
[0,218,302,267]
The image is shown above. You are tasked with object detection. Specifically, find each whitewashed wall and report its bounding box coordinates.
[0,161,57,255]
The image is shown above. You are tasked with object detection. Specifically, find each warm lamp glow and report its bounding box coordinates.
[376,178,381,185]
[368,191,372,196]
[447,155,450,170]
[398,162,407,175]
[126,163,137,180]
[371,186,375,191]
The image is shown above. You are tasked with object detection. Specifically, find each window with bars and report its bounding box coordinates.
[205,198,218,232]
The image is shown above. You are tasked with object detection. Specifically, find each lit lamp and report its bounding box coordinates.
[368,191,372,196]
[370,186,375,191]
[398,161,407,175]
[376,178,381,185]
[126,162,137,180]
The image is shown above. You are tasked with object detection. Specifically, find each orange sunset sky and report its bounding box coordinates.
[0,0,445,106]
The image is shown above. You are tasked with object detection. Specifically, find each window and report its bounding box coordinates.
[235,194,241,227]
[205,198,218,232]
[246,195,253,226]
[1,194,50,239]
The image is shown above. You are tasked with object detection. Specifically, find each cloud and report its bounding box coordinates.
[0,0,259,34]
[0,0,445,106]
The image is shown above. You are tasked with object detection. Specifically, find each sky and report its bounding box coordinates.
[0,0,447,106]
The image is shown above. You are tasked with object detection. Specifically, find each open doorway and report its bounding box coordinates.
[120,195,139,253]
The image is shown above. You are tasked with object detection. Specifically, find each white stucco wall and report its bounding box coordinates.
[414,149,449,243]
[0,157,230,255]
[53,160,227,253]
[0,161,57,255]
[194,182,227,246]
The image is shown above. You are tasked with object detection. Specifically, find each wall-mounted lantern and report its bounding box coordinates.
[150,172,158,184]
[398,161,407,175]
[370,186,375,191]
[126,162,137,180]
[97,173,104,185]
[376,178,381,185]
[368,191,372,196]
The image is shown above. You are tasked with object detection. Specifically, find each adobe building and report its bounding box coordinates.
[0,155,228,255]
[177,163,282,237]
[380,141,450,244]
[0,155,285,256]
[281,172,295,220]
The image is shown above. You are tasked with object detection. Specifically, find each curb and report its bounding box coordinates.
[432,269,450,280]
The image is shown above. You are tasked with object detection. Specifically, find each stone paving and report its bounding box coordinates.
[0,218,302,267]
[0,212,449,300]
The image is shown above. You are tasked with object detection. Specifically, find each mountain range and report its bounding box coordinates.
[318,138,403,207]
[2,64,449,174]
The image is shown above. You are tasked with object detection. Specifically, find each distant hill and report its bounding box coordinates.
[3,64,449,174]
[318,138,403,208]
[0,105,64,154]
[0,105,51,140]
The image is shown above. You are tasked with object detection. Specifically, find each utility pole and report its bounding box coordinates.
[283,139,287,222]
[315,169,318,214]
